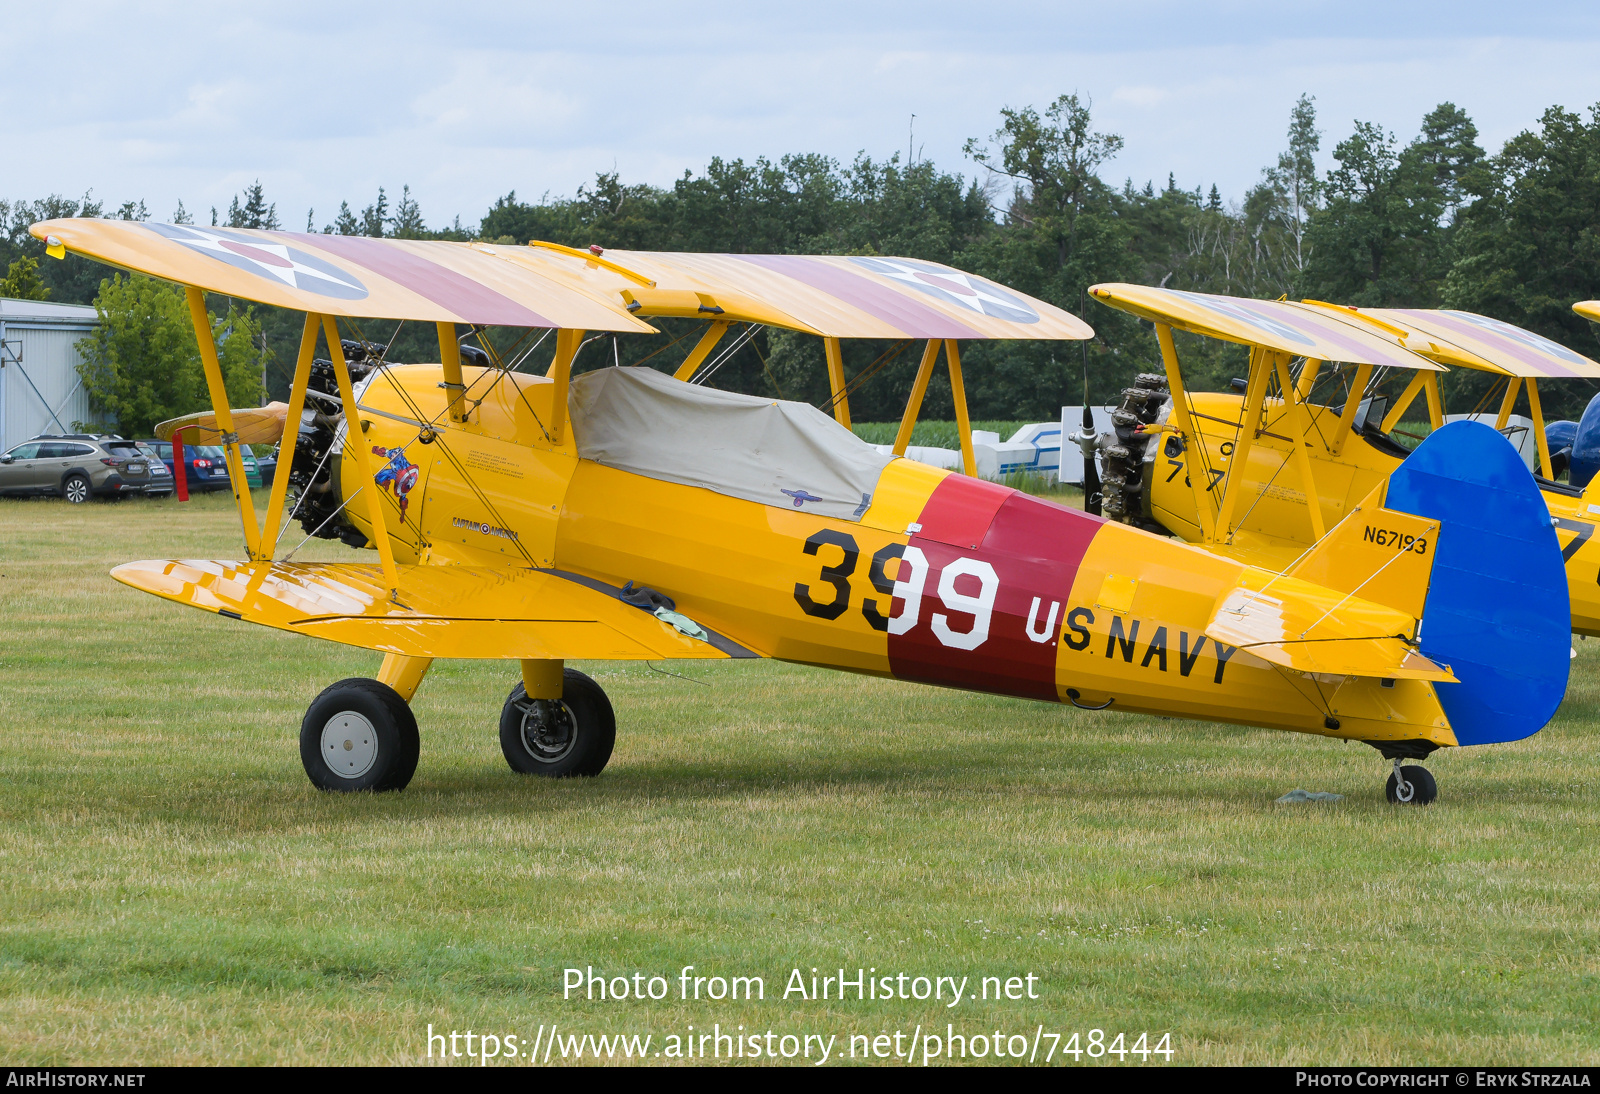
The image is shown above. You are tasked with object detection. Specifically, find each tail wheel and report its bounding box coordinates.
[499,668,615,778]
[1385,764,1438,805]
[299,678,419,792]
[62,474,91,504]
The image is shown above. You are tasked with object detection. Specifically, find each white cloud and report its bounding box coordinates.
[1,2,1597,233]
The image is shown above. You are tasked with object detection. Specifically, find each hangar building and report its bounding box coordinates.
[0,297,99,451]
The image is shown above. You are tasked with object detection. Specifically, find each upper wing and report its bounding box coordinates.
[112,559,759,661]
[30,219,655,332]
[1576,301,1600,323]
[1321,305,1600,379]
[517,248,1097,341]
[33,217,1090,341]
[1088,283,1446,370]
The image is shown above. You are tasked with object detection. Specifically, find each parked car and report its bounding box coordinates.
[254,446,277,488]
[0,434,173,501]
[143,439,237,492]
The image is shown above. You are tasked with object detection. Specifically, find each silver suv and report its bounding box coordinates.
[0,434,173,502]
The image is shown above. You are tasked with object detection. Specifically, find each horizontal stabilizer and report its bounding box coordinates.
[1205,572,1455,682]
[111,559,758,661]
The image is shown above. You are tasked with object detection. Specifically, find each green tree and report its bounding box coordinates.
[76,274,265,437]
[360,189,388,237]
[1265,94,1322,278]
[226,181,279,230]
[331,201,360,235]
[479,190,581,244]
[964,93,1124,277]
[1444,103,1600,419]
[822,154,989,261]
[1,255,51,300]
[2,193,112,305]
[390,185,427,238]
[1304,104,1481,307]
[1412,102,1485,218]
[960,94,1150,411]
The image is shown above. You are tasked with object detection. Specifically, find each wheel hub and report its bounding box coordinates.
[320,711,377,779]
[517,698,577,764]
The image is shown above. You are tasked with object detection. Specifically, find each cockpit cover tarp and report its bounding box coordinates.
[569,366,894,522]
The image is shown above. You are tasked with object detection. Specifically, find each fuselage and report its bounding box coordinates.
[341,364,1455,749]
[1144,391,1600,636]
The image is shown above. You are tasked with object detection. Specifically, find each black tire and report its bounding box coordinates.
[1385,764,1438,805]
[299,678,420,792]
[61,474,91,504]
[499,668,615,778]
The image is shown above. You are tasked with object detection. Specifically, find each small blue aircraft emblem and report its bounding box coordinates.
[781,488,824,508]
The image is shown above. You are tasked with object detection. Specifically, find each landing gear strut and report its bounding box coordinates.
[1385,760,1438,805]
[1367,740,1439,806]
[499,668,616,778]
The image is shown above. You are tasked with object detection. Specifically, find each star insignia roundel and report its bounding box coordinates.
[851,256,1039,324]
[145,222,368,300]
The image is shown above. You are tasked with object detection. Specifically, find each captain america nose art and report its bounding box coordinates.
[145,222,368,300]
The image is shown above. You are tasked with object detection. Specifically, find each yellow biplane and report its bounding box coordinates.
[29,218,1571,804]
[1085,284,1600,627]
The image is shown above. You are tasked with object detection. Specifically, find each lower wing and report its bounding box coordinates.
[112,559,758,661]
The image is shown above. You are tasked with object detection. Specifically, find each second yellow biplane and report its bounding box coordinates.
[30,218,1572,805]
[1086,283,1600,634]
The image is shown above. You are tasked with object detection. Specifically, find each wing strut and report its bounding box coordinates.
[893,340,941,456]
[322,314,402,596]
[259,313,319,556]
[438,322,468,423]
[1330,363,1374,456]
[1495,376,1523,431]
[1527,378,1551,477]
[185,286,263,560]
[823,337,851,428]
[1215,345,1273,541]
[1381,371,1431,433]
[673,320,731,381]
[946,339,976,477]
[1155,323,1217,540]
[1271,348,1326,542]
[546,329,583,444]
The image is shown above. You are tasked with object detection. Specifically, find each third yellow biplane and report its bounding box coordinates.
[29,218,1572,805]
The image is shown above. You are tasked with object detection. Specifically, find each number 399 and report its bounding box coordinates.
[793,530,998,650]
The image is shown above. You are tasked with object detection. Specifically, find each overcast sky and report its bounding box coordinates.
[5,1,1599,231]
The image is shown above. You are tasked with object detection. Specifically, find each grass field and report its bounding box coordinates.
[2,493,1599,1066]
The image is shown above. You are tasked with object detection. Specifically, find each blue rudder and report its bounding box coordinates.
[1385,420,1569,746]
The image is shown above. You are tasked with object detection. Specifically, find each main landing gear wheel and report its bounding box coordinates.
[1385,762,1438,805]
[299,678,420,792]
[499,669,615,778]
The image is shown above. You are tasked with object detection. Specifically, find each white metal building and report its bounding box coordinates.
[0,297,100,451]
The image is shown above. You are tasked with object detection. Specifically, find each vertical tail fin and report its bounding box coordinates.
[1386,421,1569,745]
